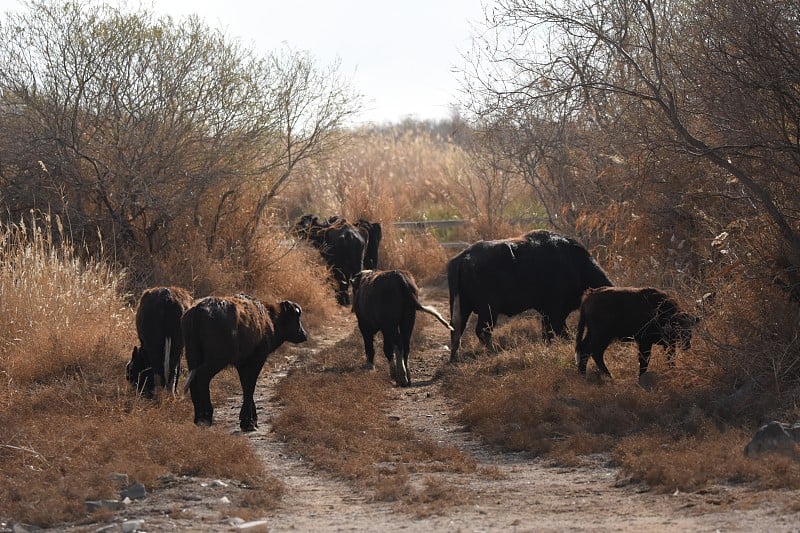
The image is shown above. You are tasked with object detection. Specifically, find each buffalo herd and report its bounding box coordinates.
[127,219,701,429]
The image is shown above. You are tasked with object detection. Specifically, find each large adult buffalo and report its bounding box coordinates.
[181,293,308,431]
[447,230,612,361]
[293,214,375,305]
[574,286,700,377]
[351,269,452,387]
[127,286,194,397]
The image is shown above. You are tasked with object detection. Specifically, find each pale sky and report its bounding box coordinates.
[0,0,487,125]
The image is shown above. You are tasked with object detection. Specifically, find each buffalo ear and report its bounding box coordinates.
[675,312,700,326]
[280,300,302,317]
[351,270,369,292]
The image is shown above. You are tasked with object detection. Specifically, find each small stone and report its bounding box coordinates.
[120,482,147,500]
[85,500,125,512]
[121,519,144,533]
[93,525,117,533]
[219,496,231,504]
[234,520,270,532]
[211,479,228,488]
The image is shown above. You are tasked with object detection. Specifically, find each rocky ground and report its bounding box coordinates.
[19,290,800,532]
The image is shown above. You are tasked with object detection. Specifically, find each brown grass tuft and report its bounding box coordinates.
[441,312,800,491]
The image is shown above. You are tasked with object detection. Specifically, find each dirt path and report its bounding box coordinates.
[68,289,800,532]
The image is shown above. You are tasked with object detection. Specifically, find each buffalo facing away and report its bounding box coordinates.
[352,269,453,387]
[574,286,701,377]
[181,294,308,431]
[293,214,382,305]
[127,286,194,397]
[447,230,612,361]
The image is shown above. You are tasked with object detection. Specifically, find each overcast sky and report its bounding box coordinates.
[0,0,487,125]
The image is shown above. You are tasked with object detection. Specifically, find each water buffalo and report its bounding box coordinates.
[352,269,453,387]
[316,215,382,269]
[181,294,308,431]
[574,286,701,377]
[447,230,612,361]
[293,214,375,305]
[126,286,194,397]
[355,218,382,270]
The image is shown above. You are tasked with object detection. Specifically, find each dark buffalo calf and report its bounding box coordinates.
[575,286,700,377]
[182,294,308,431]
[352,269,453,387]
[127,286,194,397]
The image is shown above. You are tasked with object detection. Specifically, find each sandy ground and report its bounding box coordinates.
[54,289,800,532]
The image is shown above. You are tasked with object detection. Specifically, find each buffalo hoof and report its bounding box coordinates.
[362,362,375,370]
[195,418,212,427]
[240,421,258,433]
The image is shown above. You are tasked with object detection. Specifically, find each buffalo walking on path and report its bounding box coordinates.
[182,293,308,431]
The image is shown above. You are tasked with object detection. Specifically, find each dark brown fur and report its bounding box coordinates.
[293,214,382,305]
[127,286,194,397]
[575,286,700,377]
[447,230,612,361]
[181,294,308,431]
[351,269,452,387]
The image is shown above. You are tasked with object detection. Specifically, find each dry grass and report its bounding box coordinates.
[0,214,281,527]
[272,330,477,510]
[441,312,800,492]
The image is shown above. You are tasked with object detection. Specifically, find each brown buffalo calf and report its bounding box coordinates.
[181,294,308,431]
[575,286,700,377]
[352,269,453,387]
[127,286,194,397]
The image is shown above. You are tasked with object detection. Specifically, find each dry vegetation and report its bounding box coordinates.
[441,316,800,493]
[0,216,284,526]
[1,0,800,528]
[2,122,800,528]
[272,331,477,516]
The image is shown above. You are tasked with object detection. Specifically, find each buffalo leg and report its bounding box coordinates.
[399,312,415,386]
[541,315,556,343]
[167,340,184,395]
[637,342,654,375]
[236,355,268,432]
[590,348,613,377]
[382,328,401,385]
[189,365,215,426]
[579,337,612,377]
[359,324,376,369]
[475,309,498,351]
[541,313,569,343]
[449,298,471,362]
[335,276,350,306]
